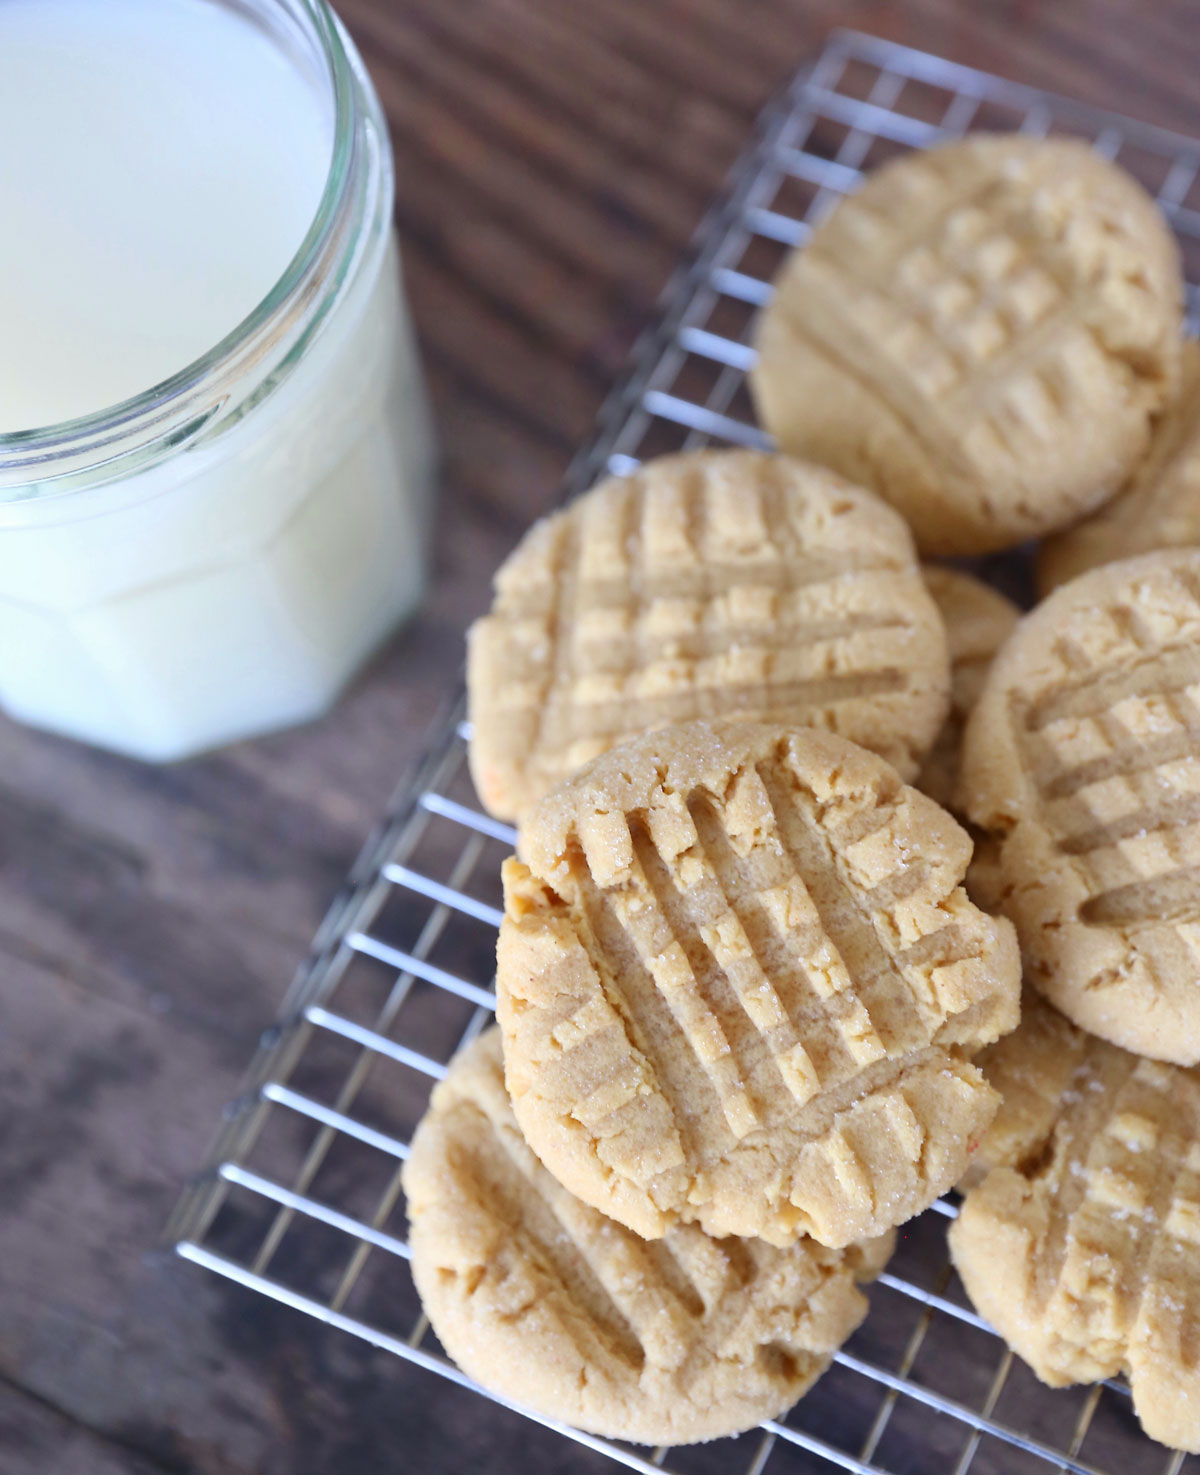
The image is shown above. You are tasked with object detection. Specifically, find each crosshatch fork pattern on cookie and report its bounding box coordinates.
[496,726,1009,1247]
[167,30,1200,1475]
[466,453,945,817]
[1010,573,1200,933]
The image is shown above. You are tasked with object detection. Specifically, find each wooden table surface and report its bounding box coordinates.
[4,2,1200,1472]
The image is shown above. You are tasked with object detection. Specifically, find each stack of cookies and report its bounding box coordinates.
[404,130,1200,1453]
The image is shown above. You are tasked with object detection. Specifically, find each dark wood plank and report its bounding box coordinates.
[3,3,1200,1470]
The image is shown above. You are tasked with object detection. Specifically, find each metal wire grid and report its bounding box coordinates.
[167,30,1200,1475]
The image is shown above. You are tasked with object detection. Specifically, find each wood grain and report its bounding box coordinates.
[3,2,1200,1471]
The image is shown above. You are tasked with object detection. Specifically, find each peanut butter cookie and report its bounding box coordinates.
[961,550,1200,1063]
[1040,340,1200,592]
[752,135,1182,555]
[915,565,1020,812]
[405,1028,893,1446]
[467,450,950,820]
[497,720,1020,1248]
[952,993,1200,1453]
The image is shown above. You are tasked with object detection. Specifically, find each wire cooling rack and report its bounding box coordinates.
[168,30,1200,1475]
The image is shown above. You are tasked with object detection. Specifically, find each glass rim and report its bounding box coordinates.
[0,0,358,481]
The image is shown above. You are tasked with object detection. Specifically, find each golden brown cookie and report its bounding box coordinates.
[496,720,1020,1248]
[963,832,1008,918]
[961,550,1200,1064]
[1040,340,1200,593]
[955,989,1076,1191]
[914,566,1021,812]
[466,450,951,821]
[751,134,1183,556]
[951,993,1200,1453]
[404,1028,894,1446]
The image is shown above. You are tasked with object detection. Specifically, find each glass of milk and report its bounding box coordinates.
[0,0,434,761]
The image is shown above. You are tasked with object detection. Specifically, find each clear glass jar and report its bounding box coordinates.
[0,0,434,762]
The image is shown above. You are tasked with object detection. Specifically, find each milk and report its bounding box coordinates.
[0,0,433,760]
[0,0,333,430]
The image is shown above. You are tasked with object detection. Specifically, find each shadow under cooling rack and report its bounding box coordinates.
[168,29,1200,1475]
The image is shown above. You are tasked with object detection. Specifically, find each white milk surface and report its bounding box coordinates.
[0,0,332,430]
[0,0,433,759]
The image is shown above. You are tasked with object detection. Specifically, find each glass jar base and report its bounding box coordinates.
[0,569,426,762]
